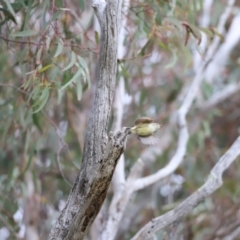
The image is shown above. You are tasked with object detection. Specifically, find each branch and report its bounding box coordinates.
[49,1,124,239]
[131,136,240,240]
[98,159,143,240]
[111,0,129,201]
[0,35,99,54]
[112,79,126,193]
[199,81,240,111]
[98,1,130,239]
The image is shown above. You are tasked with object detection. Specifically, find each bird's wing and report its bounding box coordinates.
[134,117,153,126]
[138,136,159,145]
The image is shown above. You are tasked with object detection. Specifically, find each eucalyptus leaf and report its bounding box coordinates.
[31,87,48,108]
[165,48,178,69]
[60,69,82,91]
[46,36,51,51]
[76,80,82,101]
[165,17,182,31]
[63,51,77,72]
[54,39,64,58]
[11,30,38,37]
[28,85,40,103]
[3,0,16,17]
[38,64,53,73]
[32,88,49,113]
[77,56,90,87]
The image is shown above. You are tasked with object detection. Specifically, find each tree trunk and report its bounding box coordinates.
[49,1,126,239]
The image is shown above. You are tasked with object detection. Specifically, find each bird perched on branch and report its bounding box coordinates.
[130,117,161,145]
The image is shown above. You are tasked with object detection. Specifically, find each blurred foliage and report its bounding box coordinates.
[0,0,240,239]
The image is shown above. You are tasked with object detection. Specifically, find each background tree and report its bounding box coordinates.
[0,0,240,240]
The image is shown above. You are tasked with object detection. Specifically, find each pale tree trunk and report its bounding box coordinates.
[49,1,125,239]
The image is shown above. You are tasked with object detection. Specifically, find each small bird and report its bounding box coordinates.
[130,117,161,145]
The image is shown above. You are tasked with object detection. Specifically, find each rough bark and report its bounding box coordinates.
[49,1,124,239]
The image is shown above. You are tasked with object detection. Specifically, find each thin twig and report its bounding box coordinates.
[0,35,99,54]
[0,84,29,95]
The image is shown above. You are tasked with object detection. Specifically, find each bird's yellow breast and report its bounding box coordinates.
[131,123,160,136]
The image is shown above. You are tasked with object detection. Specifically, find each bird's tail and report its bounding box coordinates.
[138,136,159,145]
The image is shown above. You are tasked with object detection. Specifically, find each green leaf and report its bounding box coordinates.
[165,48,178,69]
[197,131,204,150]
[23,0,32,30]
[16,47,28,64]
[18,103,28,128]
[200,0,203,10]
[78,0,85,11]
[57,89,64,104]
[192,0,197,13]
[63,51,77,72]
[32,88,49,113]
[210,28,224,41]
[38,64,53,73]
[22,77,33,90]
[155,7,162,25]
[3,0,16,17]
[188,23,202,44]
[157,39,167,50]
[51,10,61,22]
[54,38,64,58]
[53,82,61,89]
[19,63,27,81]
[76,80,82,101]
[203,121,211,137]
[20,147,35,176]
[24,128,31,153]
[12,167,20,179]
[32,112,42,132]
[0,6,17,24]
[120,64,130,78]
[28,85,40,102]
[43,10,61,29]
[46,36,51,51]
[77,56,88,71]
[11,30,38,37]
[60,69,82,91]
[139,38,154,56]
[165,17,182,31]
[199,27,213,37]
[1,120,11,144]
[31,87,47,107]
[77,56,90,87]
[180,45,192,70]
[36,46,43,65]
[201,81,213,99]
